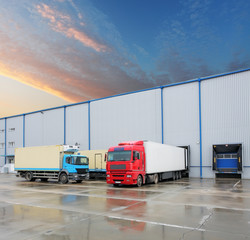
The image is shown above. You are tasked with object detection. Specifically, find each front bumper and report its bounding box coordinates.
[106,172,136,185]
[69,173,89,180]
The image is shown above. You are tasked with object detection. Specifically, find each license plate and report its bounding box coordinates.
[115,181,121,184]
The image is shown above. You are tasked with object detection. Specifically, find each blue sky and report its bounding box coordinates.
[0,0,250,117]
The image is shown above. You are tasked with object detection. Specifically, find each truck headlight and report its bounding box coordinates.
[127,175,132,178]
[106,174,110,177]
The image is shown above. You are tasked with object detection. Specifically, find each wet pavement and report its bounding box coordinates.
[0,174,250,240]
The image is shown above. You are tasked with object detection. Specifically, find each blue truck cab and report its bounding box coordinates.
[61,154,89,183]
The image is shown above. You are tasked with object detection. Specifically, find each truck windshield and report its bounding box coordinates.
[108,151,132,161]
[72,156,88,165]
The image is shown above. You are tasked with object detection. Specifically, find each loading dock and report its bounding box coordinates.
[213,144,242,178]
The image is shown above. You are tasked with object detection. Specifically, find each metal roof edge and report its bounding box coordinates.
[1,67,249,120]
[200,68,250,81]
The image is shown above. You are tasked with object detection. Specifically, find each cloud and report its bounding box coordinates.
[154,0,250,83]
[0,1,154,103]
[36,3,108,52]
[67,0,83,20]
[226,52,250,72]
[133,44,149,56]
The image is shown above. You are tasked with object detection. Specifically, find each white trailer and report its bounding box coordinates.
[144,141,188,182]
[144,141,187,173]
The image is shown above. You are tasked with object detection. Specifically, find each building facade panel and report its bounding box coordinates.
[0,119,5,166]
[0,119,5,151]
[66,104,89,150]
[6,116,23,157]
[201,71,250,179]
[163,82,200,177]
[25,113,43,147]
[25,109,64,147]
[90,89,162,150]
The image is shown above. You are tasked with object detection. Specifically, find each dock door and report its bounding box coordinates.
[213,144,242,178]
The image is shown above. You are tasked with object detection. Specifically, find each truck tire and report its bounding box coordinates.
[25,172,35,181]
[179,171,182,179]
[153,174,159,184]
[137,175,143,187]
[59,173,68,184]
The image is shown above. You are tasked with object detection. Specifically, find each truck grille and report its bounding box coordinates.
[76,169,88,174]
[110,164,126,170]
[113,175,125,178]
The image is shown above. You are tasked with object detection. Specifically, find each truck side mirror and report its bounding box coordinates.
[105,153,107,162]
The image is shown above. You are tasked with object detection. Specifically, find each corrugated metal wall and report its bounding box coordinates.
[25,109,64,147]
[90,89,162,150]
[66,104,89,150]
[201,71,250,179]
[0,119,5,166]
[163,82,200,177]
[6,116,23,156]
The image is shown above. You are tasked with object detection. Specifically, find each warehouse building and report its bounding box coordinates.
[0,68,249,178]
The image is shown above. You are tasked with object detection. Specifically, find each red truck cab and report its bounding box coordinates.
[106,141,145,187]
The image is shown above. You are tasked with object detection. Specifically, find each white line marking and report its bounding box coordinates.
[233,180,241,188]
[107,215,206,232]
[199,214,211,225]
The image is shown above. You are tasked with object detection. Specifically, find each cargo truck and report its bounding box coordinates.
[79,149,107,178]
[106,141,188,187]
[15,145,89,184]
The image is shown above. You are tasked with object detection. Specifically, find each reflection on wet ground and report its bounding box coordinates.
[0,174,250,239]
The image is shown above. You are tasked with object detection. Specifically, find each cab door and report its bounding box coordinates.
[133,151,142,171]
[63,156,75,172]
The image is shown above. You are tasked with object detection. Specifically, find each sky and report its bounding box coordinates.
[0,0,250,117]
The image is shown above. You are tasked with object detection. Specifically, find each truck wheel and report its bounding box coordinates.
[153,174,159,184]
[25,172,35,181]
[179,171,182,179]
[59,173,68,184]
[137,175,143,187]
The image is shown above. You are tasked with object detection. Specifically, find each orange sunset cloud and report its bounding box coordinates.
[36,3,108,53]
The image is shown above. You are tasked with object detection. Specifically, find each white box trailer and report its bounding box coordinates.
[144,141,187,174]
